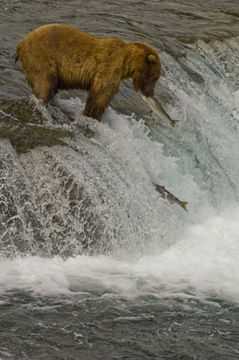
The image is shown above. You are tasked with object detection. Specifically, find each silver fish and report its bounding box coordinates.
[141,94,179,127]
[155,184,188,211]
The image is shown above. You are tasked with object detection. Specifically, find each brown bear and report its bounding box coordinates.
[16,24,161,121]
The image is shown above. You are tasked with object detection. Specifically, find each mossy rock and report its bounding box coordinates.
[0,99,74,153]
[0,99,44,124]
[0,123,73,153]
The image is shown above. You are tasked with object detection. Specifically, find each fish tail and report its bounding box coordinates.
[180,201,188,211]
[171,120,180,127]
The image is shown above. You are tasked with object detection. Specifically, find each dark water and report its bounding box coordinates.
[1,1,239,359]
[2,293,239,360]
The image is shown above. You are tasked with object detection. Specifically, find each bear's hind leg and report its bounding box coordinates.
[32,72,57,104]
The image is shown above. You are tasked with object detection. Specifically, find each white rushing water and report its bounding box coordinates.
[1,37,239,305]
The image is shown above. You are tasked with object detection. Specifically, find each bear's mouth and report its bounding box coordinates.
[140,88,154,98]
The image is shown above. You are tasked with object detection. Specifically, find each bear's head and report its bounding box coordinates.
[129,43,161,98]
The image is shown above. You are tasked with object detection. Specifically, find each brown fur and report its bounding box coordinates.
[16,24,162,120]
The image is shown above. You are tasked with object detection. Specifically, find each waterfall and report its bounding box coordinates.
[1,37,239,303]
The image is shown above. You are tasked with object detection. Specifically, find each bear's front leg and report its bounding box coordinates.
[83,75,120,121]
[83,90,108,121]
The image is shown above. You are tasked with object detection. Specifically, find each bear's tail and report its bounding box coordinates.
[15,46,19,63]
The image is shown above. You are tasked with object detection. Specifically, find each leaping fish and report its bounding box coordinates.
[141,94,179,127]
[155,183,188,211]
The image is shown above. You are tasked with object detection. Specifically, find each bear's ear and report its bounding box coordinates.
[147,54,156,65]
